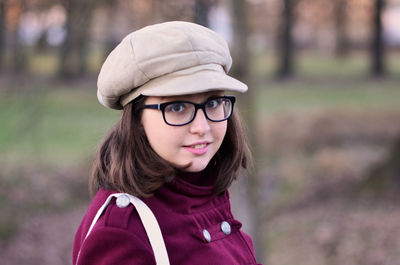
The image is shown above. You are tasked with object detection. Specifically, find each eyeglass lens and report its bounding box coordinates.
[164,97,232,125]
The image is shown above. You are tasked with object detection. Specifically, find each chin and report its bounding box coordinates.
[172,156,213,172]
[183,160,210,173]
[184,165,207,173]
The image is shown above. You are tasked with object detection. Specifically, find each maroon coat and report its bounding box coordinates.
[73,176,261,264]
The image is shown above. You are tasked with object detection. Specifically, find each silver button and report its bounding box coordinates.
[116,194,130,208]
[221,221,231,235]
[203,229,211,242]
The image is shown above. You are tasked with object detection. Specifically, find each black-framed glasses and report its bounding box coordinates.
[140,96,236,126]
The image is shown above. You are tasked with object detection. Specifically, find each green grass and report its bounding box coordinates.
[251,79,400,116]
[0,86,119,168]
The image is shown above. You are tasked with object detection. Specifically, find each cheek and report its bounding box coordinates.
[142,112,161,147]
[214,121,228,141]
[141,111,182,154]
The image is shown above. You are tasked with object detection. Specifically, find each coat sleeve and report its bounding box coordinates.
[75,226,156,265]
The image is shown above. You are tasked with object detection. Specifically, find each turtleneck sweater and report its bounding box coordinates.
[73,170,261,265]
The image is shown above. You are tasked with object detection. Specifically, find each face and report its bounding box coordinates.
[141,91,227,172]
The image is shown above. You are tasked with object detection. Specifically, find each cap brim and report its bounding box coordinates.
[120,64,247,107]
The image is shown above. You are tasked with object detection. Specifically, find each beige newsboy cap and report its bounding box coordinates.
[97,21,248,110]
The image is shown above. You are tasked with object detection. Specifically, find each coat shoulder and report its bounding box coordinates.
[73,191,154,265]
[75,190,149,244]
[103,196,138,229]
[98,193,148,239]
[76,224,156,265]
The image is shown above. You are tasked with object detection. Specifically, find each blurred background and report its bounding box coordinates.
[1,0,400,264]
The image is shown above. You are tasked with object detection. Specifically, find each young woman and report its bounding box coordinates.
[73,21,261,265]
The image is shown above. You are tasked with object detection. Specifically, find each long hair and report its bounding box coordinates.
[90,96,252,197]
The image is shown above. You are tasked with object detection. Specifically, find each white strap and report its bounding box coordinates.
[83,193,170,265]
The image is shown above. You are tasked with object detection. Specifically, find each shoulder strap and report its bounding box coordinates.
[82,193,170,265]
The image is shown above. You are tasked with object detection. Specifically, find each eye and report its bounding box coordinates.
[206,99,220,109]
[165,102,186,113]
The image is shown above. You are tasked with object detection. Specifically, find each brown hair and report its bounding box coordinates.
[89,96,252,197]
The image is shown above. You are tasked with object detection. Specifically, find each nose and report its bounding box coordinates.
[189,109,210,135]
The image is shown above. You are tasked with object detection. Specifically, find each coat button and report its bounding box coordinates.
[221,221,231,235]
[116,194,130,208]
[203,229,211,242]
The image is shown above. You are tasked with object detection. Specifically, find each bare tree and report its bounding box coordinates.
[231,0,264,262]
[371,0,385,76]
[277,0,295,78]
[334,0,349,57]
[0,0,6,71]
[194,0,212,27]
[11,0,28,74]
[230,0,249,81]
[58,0,99,79]
[102,0,120,59]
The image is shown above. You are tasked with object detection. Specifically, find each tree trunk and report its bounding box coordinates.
[277,0,294,78]
[194,0,211,27]
[231,0,249,81]
[0,0,6,71]
[231,0,264,262]
[371,0,385,77]
[11,0,27,74]
[59,0,98,79]
[59,0,79,78]
[103,0,119,60]
[334,0,349,57]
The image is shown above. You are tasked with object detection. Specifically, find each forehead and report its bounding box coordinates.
[146,91,225,103]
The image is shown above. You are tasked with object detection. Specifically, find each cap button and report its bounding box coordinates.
[221,221,231,235]
[203,229,211,243]
[116,194,130,208]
